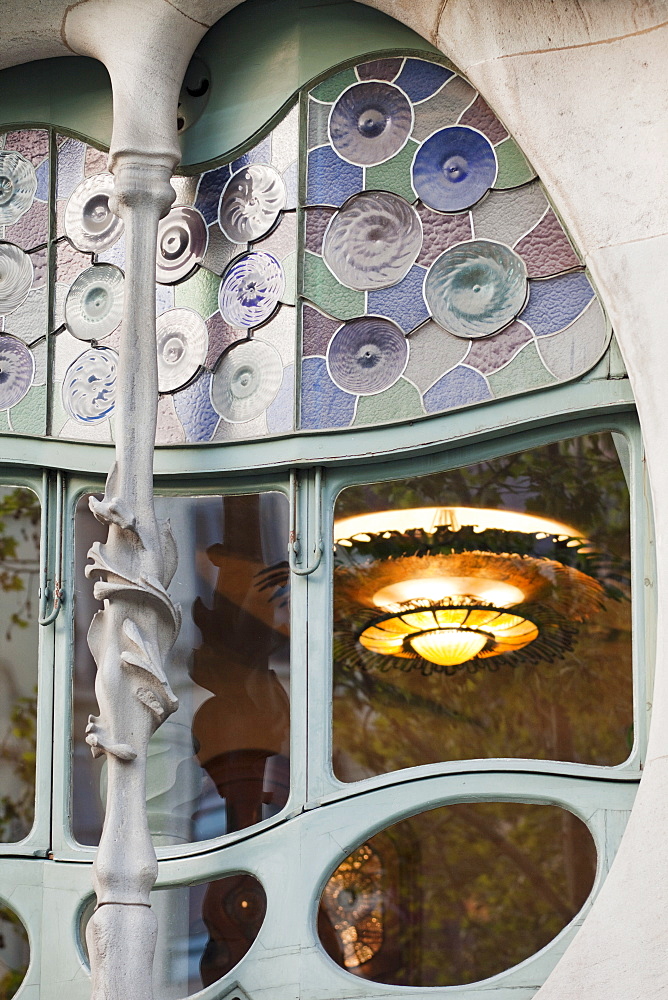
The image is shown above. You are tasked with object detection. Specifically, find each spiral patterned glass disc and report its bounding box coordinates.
[219,252,284,328]
[329,82,413,167]
[156,307,208,392]
[63,346,118,423]
[156,206,208,284]
[323,192,422,291]
[64,264,124,341]
[424,240,528,339]
[64,173,124,252]
[327,317,408,394]
[219,164,287,243]
[211,338,282,422]
[0,243,34,314]
[412,126,497,213]
[0,335,34,409]
[0,151,37,225]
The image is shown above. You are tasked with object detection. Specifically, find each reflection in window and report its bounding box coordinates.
[81,873,266,995]
[0,901,30,998]
[332,433,632,779]
[319,802,596,987]
[72,492,290,846]
[0,485,39,843]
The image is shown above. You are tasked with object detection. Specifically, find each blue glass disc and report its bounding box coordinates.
[218,252,284,328]
[424,240,527,339]
[412,126,497,213]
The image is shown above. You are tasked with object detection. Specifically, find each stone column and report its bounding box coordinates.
[83,152,180,1000]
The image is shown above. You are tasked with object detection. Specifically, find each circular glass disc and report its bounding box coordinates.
[424,239,528,338]
[329,82,413,166]
[412,126,497,213]
[156,205,208,284]
[0,150,37,225]
[65,264,124,341]
[62,346,118,423]
[323,192,422,291]
[156,307,208,392]
[218,252,284,328]
[327,317,408,394]
[219,164,287,243]
[64,173,124,253]
[211,338,282,422]
[0,242,33,314]
[0,334,34,408]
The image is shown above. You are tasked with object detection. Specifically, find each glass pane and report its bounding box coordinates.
[332,432,632,779]
[318,802,596,986]
[0,485,39,842]
[81,872,266,996]
[72,492,290,845]
[0,900,30,998]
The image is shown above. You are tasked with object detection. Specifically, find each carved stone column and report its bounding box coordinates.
[84,152,180,1000]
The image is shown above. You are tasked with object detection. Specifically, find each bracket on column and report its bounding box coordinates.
[38,469,64,626]
[289,467,323,576]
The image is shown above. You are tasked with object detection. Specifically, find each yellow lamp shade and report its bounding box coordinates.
[409,629,488,666]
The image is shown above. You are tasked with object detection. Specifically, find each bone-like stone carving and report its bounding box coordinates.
[84,154,179,1000]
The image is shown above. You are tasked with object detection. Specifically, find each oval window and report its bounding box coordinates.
[0,901,30,998]
[318,802,596,986]
[81,872,266,994]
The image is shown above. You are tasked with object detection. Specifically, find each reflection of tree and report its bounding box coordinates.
[0,693,36,843]
[333,433,633,774]
[0,488,40,641]
[326,435,628,985]
[321,803,597,988]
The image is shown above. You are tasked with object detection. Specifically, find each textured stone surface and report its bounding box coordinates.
[84,145,108,177]
[515,209,581,276]
[416,204,472,267]
[465,319,533,374]
[471,180,549,245]
[155,393,186,444]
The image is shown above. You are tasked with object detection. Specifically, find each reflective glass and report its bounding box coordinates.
[332,432,632,779]
[0,901,30,997]
[72,491,290,845]
[0,485,39,842]
[318,802,596,986]
[81,872,266,995]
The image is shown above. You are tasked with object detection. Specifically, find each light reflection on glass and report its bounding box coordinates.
[319,802,597,986]
[72,491,290,846]
[332,433,633,778]
[0,485,39,843]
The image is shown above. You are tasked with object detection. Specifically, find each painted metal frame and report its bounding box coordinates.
[0,372,651,1000]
